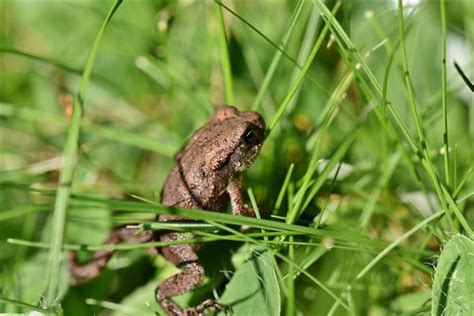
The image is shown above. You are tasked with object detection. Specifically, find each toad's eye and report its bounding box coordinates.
[243,129,258,147]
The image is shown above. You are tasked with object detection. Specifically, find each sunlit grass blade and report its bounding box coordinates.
[267,1,341,132]
[8,223,436,256]
[68,195,384,249]
[7,231,353,252]
[397,0,432,170]
[313,0,420,155]
[364,13,392,55]
[312,0,382,96]
[252,0,305,111]
[285,5,322,115]
[356,210,444,281]
[441,186,472,236]
[285,235,295,316]
[397,0,455,232]
[216,0,332,99]
[215,0,299,66]
[453,166,472,199]
[216,1,234,105]
[273,163,294,215]
[285,72,354,225]
[302,127,359,211]
[439,0,451,188]
[314,161,341,229]
[44,0,123,307]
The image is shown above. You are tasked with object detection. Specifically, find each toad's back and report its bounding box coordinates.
[160,105,265,219]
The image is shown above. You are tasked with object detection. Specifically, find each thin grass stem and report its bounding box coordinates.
[273,163,294,214]
[285,235,295,316]
[439,0,451,188]
[397,0,455,231]
[268,1,341,132]
[216,2,234,105]
[252,0,305,111]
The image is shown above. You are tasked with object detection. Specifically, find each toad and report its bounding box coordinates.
[69,105,266,315]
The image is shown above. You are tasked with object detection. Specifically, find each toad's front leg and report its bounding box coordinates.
[156,232,225,316]
[227,174,256,217]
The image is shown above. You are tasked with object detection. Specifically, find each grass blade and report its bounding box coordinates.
[252,0,305,111]
[273,163,294,214]
[439,0,451,188]
[397,0,455,232]
[267,1,341,132]
[285,5,321,115]
[355,210,444,281]
[216,1,234,105]
[69,195,384,249]
[44,0,123,306]
[302,127,359,211]
[285,236,295,316]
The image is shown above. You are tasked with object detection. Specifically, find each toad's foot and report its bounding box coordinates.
[184,299,226,316]
[160,299,225,316]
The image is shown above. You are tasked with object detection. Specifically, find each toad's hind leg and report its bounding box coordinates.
[156,232,224,316]
[69,226,153,284]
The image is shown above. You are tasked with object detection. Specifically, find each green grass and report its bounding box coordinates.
[45,0,123,307]
[1,1,473,315]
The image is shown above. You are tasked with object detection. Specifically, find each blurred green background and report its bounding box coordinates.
[1,0,473,315]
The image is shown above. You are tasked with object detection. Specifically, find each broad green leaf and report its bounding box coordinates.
[219,249,280,316]
[432,234,474,316]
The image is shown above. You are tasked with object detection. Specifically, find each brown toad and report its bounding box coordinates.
[70,105,266,315]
